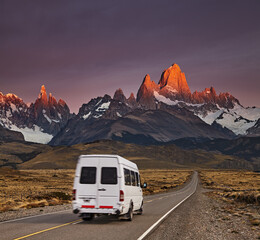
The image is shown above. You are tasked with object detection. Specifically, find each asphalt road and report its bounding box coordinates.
[0,172,198,240]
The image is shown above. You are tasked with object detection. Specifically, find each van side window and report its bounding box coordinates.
[124,168,131,185]
[101,167,117,184]
[80,167,96,184]
[130,171,137,186]
[135,172,140,187]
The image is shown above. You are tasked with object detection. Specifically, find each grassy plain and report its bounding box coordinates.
[140,169,192,195]
[0,168,192,212]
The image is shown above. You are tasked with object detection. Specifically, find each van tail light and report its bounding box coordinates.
[119,190,124,202]
[72,189,76,200]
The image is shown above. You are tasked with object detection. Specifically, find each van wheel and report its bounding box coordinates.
[136,202,143,215]
[127,204,133,221]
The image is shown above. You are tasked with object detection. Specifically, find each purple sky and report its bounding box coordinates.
[1,0,260,113]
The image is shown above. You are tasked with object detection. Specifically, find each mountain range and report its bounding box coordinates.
[0,63,259,145]
[0,85,70,143]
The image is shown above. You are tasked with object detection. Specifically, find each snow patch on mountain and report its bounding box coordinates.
[7,124,53,144]
[0,112,52,143]
[154,91,178,105]
[5,110,12,118]
[52,119,60,123]
[10,103,18,112]
[154,91,204,107]
[216,113,256,135]
[93,114,102,119]
[82,112,91,120]
[197,109,224,125]
[228,104,260,121]
[96,102,110,111]
[196,103,260,135]
[0,115,13,128]
[43,112,52,123]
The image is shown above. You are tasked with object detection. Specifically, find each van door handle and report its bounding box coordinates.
[98,188,106,191]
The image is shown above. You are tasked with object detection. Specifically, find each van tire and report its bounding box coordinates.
[136,202,143,215]
[127,203,133,221]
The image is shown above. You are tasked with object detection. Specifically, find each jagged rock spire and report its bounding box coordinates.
[38,85,48,104]
[158,64,191,94]
[136,74,158,109]
[113,88,127,103]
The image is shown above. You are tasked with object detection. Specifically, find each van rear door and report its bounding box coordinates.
[77,158,99,208]
[98,157,119,209]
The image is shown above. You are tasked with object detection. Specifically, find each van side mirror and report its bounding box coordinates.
[142,182,147,188]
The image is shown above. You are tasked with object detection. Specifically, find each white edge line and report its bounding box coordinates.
[137,177,198,240]
[0,209,71,224]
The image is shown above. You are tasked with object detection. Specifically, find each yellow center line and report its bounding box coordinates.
[144,196,167,203]
[13,219,82,240]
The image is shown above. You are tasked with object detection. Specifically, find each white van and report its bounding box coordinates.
[72,155,145,221]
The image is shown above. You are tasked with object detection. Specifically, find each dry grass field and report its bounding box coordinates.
[140,169,192,195]
[200,170,260,227]
[0,168,192,213]
[0,168,74,212]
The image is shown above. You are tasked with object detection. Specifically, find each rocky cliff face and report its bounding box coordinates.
[159,64,190,93]
[158,64,191,102]
[191,87,239,108]
[137,74,159,109]
[113,88,127,103]
[31,85,70,135]
[246,118,260,137]
[0,92,30,129]
[127,93,138,108]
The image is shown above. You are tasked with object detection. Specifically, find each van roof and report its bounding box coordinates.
[79,154,138,169]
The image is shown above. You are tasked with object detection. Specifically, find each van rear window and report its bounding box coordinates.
[101,167,117,185]
[80,167,96,184]
[124,168,131,185]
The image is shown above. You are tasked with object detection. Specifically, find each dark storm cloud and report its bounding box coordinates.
[0,0,260,112]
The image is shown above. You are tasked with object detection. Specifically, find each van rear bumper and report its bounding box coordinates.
[79,208,120,215]
[73,204,124,215]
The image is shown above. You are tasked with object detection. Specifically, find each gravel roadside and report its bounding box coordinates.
[146,183,259,240]
[0,204,72,222]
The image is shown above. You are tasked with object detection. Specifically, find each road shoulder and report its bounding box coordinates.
[0,204,71,223]
[146,183,259,240]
